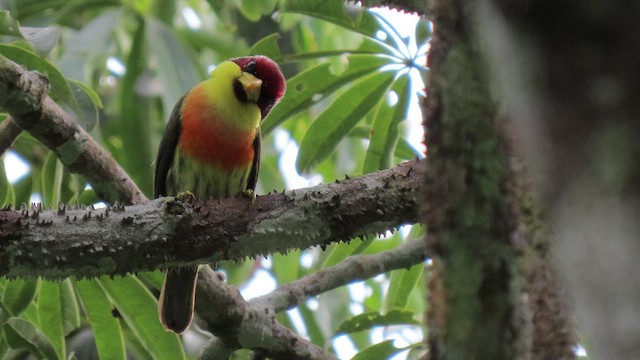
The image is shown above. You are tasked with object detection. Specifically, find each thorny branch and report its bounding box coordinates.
[196,239,427,359]
[0,159,423,279]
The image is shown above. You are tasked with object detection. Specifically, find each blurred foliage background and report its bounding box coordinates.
[0,0,429,358]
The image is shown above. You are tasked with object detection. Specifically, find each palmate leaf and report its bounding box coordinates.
[0,44,101,132]
[272,249,301,284]
[248,33,283,61]
[363,74,411,173]
[298,303,326,346]
[97,276,186,360]
[75,280,126,360]
[59,279,80,335]
[281,0,380,39]
[0,11,58,55]
[0,11,22,37]
[237,0,262,21]
[335,309,420,335]
[3,318,58,360]
[115,17,155,195]
[67,79,102,131]
[248,33,384,63]
[37,282,66,360]
[0,279,40,324]
[321,240,363,269]
[0,159,15,207]
[0,44,74,106]
[263,54,391,135]
[382,263,424,313]
[41,152,64,205]
[351,339,404,360]
[57,9,122,81]
[296,70,396,173]
[146,16,202,118]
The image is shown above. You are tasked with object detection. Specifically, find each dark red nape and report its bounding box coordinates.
[231,56,286,118]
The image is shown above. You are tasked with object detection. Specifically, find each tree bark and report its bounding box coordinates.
[422,0,576,359]
[477,0,640,358]
[0,159,422,279]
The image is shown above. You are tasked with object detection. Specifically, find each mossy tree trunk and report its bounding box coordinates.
[421,0,577,359]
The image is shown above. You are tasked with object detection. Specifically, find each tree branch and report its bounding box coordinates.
[0,54,146,204]
[196,267,338,360]
[0,118,22,156]
[0,159,422,279]
[193,239,426,359]
[479,0,640,357]
[252,237,427,313]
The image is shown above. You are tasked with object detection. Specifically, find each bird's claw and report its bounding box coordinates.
[243,189,256,204]
[176,191,196,204]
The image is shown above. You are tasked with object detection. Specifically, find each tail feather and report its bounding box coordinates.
[158,266,199,333]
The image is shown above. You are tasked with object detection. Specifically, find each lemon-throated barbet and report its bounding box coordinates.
[154,56,285,334]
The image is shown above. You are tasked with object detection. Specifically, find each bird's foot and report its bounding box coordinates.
[242,189,256,204]
[175,191,196,204]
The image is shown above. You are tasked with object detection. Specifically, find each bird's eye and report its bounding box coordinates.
[245,60,257,74]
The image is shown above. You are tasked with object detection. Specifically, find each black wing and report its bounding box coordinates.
[154,96,185,198]
[246,130,261,192]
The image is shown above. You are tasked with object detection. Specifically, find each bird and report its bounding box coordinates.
[154,55,285,333]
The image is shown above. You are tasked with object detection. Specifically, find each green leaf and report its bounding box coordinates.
[59,279,80,335]
[335,309,420,334]
[97,276,186,360]
[321,241,362,269]
[20,27,59,55]
[395,138,424,160]
[75,280,126,360]
[258,0,278,14]
[383,263,423,313]
[272,250,300,284]
[76,187,100,206]
[0,44,97,133]
[238,0,262,21]
[58,9,122,81]
[282,0,380,38]
[66,79,102,132]
[116,17,154,195]
[0,157,15,207]
[38,281,65,360]
[415,19,432,47]
[69,78,103,108]
[363,74,411,173]
[351,339,403,360]
[4,318,58,360]
[296,70,396,173]
[145,16,202,118]
[0,44,74,106]
[137,271,164,292]
[41,151,63,205]
[263,54,391,135]
[1,279,40,323]
[223,260,257,286]
[248,33,283,61]
[298,303,326,346]
[0,11,22,37]
[0,334,10,359]
[11,167,33,205]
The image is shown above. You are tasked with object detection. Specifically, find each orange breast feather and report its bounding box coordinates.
[177,86,256,170]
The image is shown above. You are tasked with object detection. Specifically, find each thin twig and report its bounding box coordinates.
[252,238,428,313]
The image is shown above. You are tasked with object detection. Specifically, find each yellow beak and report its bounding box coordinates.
[238,72,262,102]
